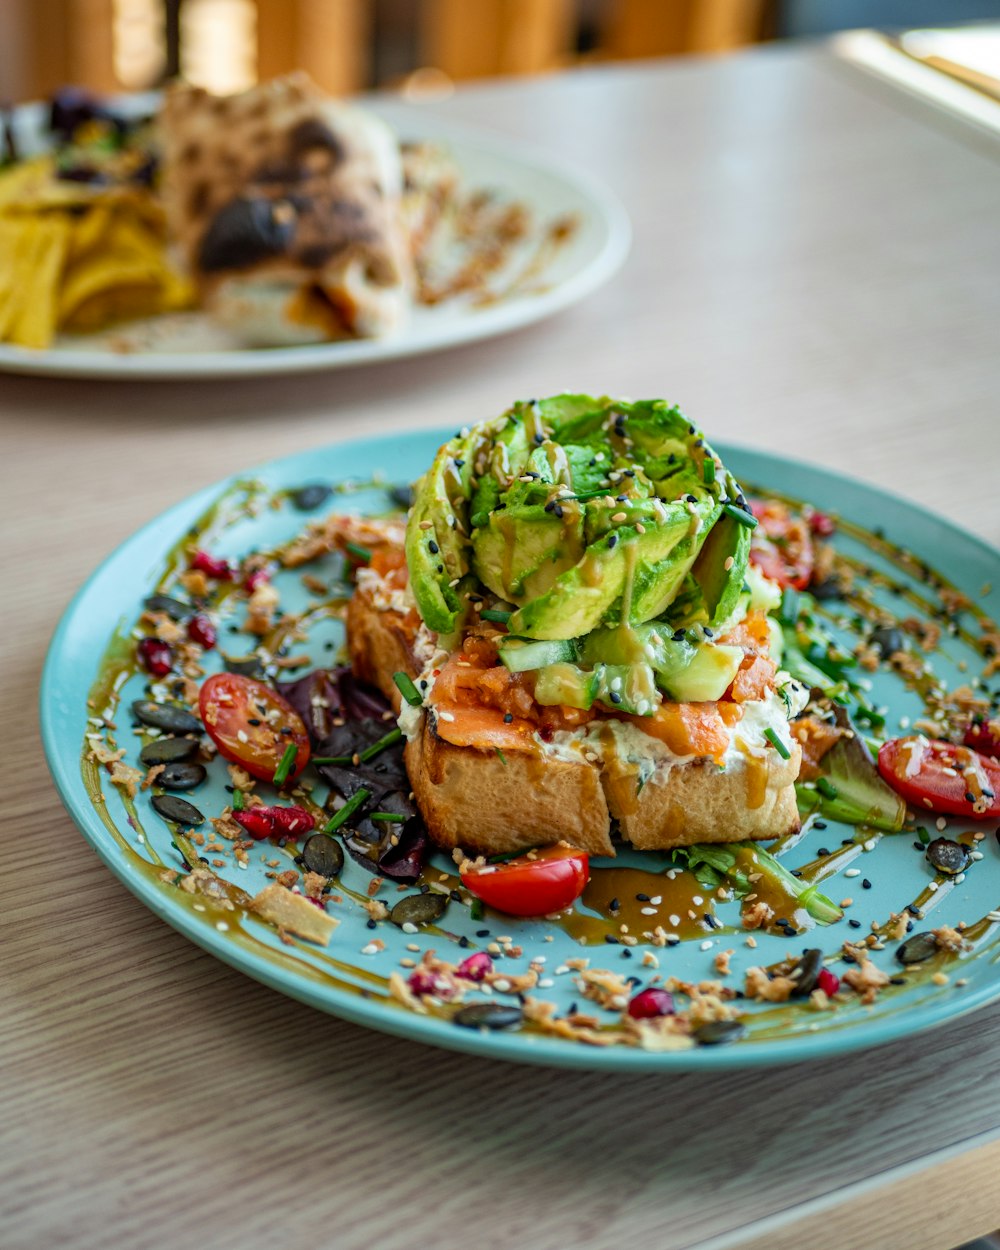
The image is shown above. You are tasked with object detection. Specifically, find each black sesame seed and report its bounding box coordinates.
[814,820,827,830]
[476,929,490,938]
[636,893,650,902]
[609,898,620,911]
[862,879,872,890]
[817,847,831,857]
[458,935,470,948]
[503,712,514,723]
[366,918,377,929]
[608,534,619,549]
[622,949,633,959]
[849,918,862,929]
[890,976,906,985]
[428,540,439,554]
[605,935,620,945]
[609,691,623,705]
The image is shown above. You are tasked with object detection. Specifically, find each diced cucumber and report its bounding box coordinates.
[499,637,578,673]
[580,622,692,673]
[596,662,661,716]
[658,644,743,702]
[533,663,601,710]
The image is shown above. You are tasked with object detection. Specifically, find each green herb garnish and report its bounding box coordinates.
[345,541,372,563]
[272,742,298,786]
[816,777,839,800]
[370,811,406,822]
[469,898,484,921]
[764,728,791,760]
[233,789,246,811]
[360,727,403,762]
[323,787,371,834]
[496,748,508,767]
[723,503,758,528]
[481,609,512,625]
[393,671,423,707]
[702,458,716,485]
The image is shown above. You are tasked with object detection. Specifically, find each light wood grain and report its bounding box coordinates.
[3,44,1000,1250]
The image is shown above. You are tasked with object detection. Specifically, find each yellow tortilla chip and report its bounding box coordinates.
[3,215,70,348]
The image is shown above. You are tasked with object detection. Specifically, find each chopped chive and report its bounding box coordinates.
[780,587,798,622]
[481,609,511,625]
[496,748,508,767]
[816,776,839,800]
[370,811,406,822]
[469,898,484,921]
[272,743,298,786]
[311,754,354,765]
[344,541,372,563]
[917,827,931,845]
[323,787,370,834]
[702,458,716,485]
[359,727,403,762]
[764,728,791,759]
[232,789,246,811]
[393,671,423,707]
[723,503,758,529]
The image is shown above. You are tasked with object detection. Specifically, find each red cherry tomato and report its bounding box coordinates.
[460,845,589,917]
[749,499,815,590]
[877,736,1000,820]
[199,672,310,783]
[965,717,1000,760]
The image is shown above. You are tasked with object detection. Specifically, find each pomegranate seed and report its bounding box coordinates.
[137,637,173,677]
[965,718,1000,760]
[407,968,454,999]
[191,549,233,580]
[817,968,840,997]
[456,951,493,982]
[808,510,836,537]
[233,805,315,841]
[626,987,675,1019]
[187,613,217,649]
[244,568,271,593]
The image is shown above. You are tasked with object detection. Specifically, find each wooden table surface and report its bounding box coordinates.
[4,42,1000,1250]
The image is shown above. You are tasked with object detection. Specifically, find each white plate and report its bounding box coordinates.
[0,99,630,380]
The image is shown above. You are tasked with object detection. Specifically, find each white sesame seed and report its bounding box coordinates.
[640,906,658,916]
[669,913,680,927]
[699,940,713,951]
[216,921,229,932]
[845,868,861,878]
[401,921,419,934]
[650,895,663,904]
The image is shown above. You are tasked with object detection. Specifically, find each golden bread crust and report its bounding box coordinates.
[347,572,802,855]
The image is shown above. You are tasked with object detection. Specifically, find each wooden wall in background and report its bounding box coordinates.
[605,0,769,57]
[5,0,117,101]
[256,0,373,95]
[420,0,575,80]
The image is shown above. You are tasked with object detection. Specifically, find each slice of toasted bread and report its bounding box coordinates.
[346,556,801,856]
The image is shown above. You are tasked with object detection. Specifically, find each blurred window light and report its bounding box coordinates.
[112,0,165,89]
[181,0,257,93]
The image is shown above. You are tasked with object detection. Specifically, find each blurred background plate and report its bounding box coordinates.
[0,102,630,379]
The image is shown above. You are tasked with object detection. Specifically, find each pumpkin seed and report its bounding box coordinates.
[291,483,332,511]
[223,654,267,679]
[788,948,824,996]
[131,700,202,735]
[870,626,904,658]
[693,1019,747,1046]
[301,833,344,877]
[925,838,971,876]
[140,736,199,766]
[151,794,205,826]
[388,483,415,510]
[143,593,192,621]
[157,761,207,791]
[896,931,939,965]
[390,892,447,927]
[453,1003,523,1030]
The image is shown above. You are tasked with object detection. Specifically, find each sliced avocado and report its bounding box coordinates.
[472,500,585,602]
[508,512,691,641]
[534,662,600,710]
[658,644,744,702]
[690,509,752,628]
[405,431,477,633]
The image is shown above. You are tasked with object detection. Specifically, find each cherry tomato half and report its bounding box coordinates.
[749,500,815,590]
[461,845,589,917]
[877,736,1000,820]
[199,672,310,784]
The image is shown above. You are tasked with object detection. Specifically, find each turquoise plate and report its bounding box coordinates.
[40,430,1000,1070]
